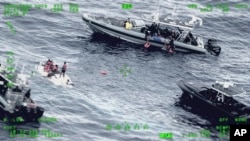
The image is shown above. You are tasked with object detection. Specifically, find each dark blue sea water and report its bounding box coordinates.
[1,0,250,141]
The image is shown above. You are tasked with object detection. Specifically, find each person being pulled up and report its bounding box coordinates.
[47,64,59,78]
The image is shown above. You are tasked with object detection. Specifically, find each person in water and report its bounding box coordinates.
[60,62,67,78]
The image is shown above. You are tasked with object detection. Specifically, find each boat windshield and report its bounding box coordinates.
[133,20,146,27]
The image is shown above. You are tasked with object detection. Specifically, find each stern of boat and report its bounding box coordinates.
[82,13,90,22]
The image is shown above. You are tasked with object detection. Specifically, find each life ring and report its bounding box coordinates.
[101,71,107,75]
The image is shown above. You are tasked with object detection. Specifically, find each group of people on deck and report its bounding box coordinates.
[44,59,67,78]
[144,22,176,53]
[147,22,179,39]
[122,18,176,54]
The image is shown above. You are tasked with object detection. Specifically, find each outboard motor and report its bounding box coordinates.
[205,39,221,56]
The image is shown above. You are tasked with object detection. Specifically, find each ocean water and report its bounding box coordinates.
[0,0,250,141]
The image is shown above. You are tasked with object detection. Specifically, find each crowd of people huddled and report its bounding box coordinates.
[122,18,199,54]
[145,22,180,39]
[122,18,200,54]
[144,22,177,53]
[43,59,67,78]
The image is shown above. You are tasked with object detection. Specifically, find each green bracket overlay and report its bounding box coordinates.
[119,64,132,77]
[122,3,132,9]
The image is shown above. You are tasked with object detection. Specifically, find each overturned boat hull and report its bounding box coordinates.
[36,62,73,88]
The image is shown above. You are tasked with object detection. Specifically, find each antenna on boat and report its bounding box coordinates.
[171,5,177,21]
[14,60,18,73]
[151,0,161,22]
[157,0,160,13]
[21,64,25,75]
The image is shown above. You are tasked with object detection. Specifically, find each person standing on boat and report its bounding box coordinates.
[124,18,132,29]
[144,30,151,49]
[44,59,51,72]
[171,30,176,39]
[48,60,54,72]
[60,62,67,78]
[157,23,161,36]
[150,22,157,36]
[124,18,129,27]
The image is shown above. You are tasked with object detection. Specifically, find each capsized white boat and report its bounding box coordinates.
[36,62,73,87]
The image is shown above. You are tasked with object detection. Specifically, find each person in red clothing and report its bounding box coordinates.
[47,64,59,78]
[44,59,50,72]
[60,62,67,78]
[49,61,54,71]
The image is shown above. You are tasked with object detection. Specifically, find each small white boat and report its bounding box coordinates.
[36,62,73,88]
